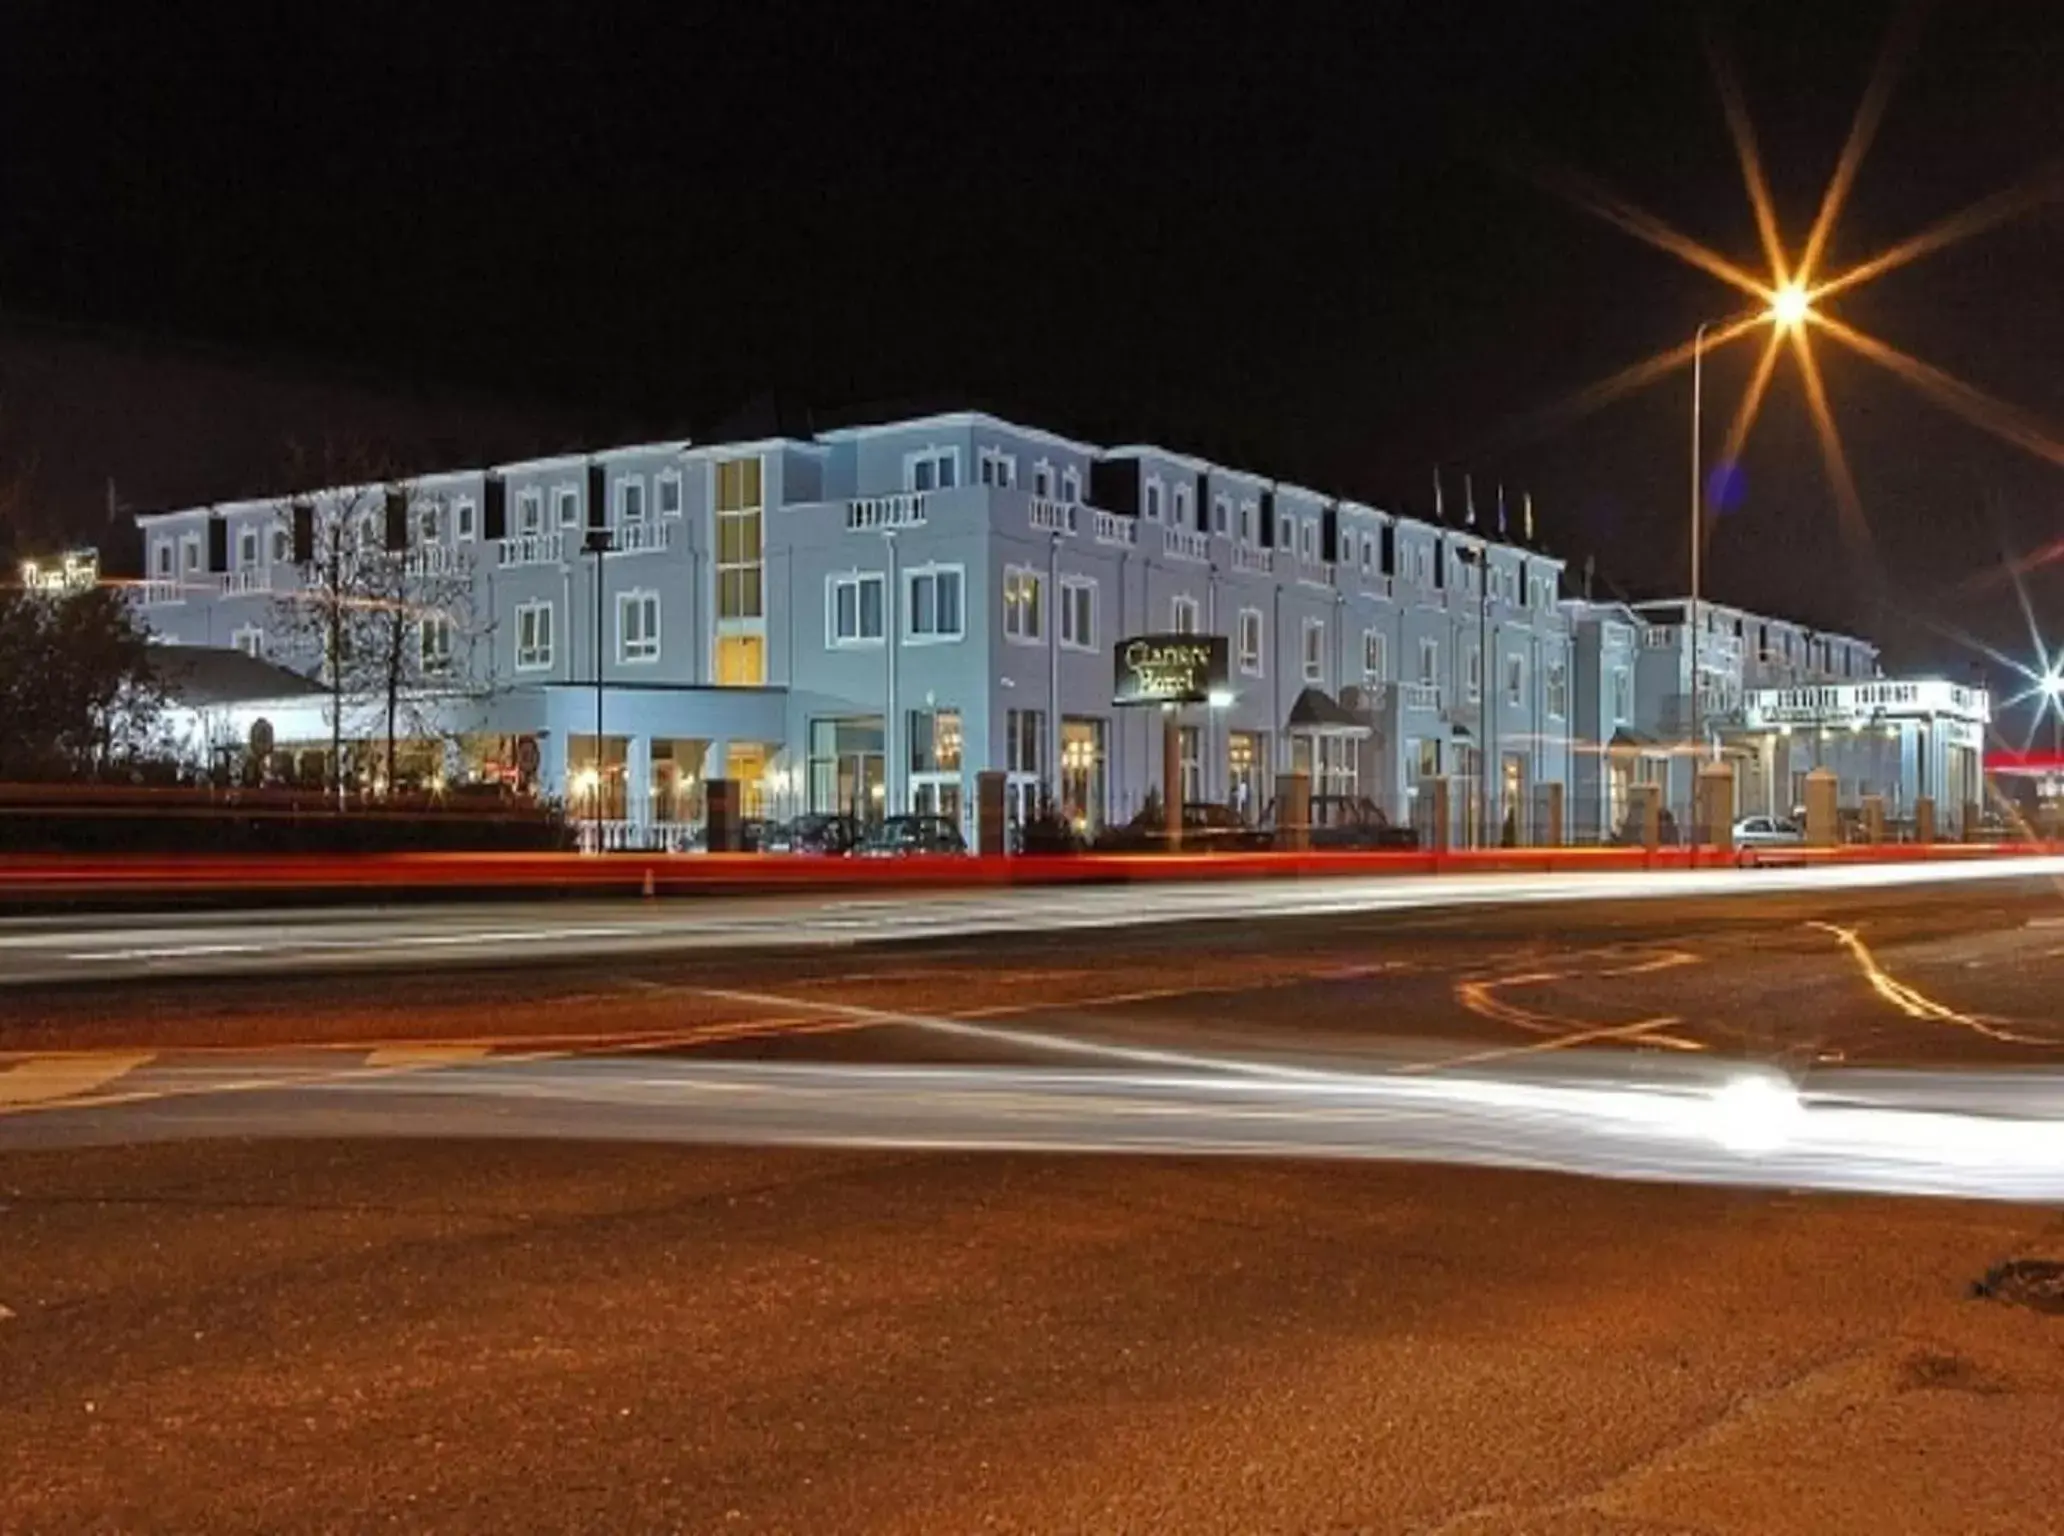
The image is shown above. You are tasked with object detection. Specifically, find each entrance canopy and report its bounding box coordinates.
[1286,686,1370,736]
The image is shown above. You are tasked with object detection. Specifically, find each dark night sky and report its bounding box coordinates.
[3,1,2060,717]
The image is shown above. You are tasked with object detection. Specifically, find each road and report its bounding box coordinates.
[6,867,2064,1531]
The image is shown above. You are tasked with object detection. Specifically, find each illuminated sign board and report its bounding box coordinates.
[1741,680,1990,729]
[1113,633,1230,707]
[18,549,99,594]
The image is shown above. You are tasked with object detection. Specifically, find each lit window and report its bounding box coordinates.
[1060,577,1095,650]
[618,591,660,662]
[715,633,765,686]
[907,566,964,640]
[1003,567,1043,641]
[716,457,764,620]
[828,573,885,644]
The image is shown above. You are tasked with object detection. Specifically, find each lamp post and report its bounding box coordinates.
[583,526,614,843]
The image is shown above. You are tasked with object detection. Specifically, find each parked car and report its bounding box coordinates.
[854,814,969,857]
[1093,802,1274,854]
[1296,794,1420,850]
[1732,815,1804,847]
[763,812,863,855]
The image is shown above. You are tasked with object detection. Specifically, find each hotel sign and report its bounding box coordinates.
[1113,633,1229,707]
[1742,679,1990,730]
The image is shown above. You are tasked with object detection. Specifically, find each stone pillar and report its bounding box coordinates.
[1428,778,1452,854]
[706,777,741,852]
[1804,767,1840,847]
[625,734,649,841]
[1697,762,1736,853]
[1162,708,1183,852]
[1630,782,1661,851]
[1274,771,1311,852]
[1539,782,1564,848]
[1861,794,1886,845]
[1915,796,1937,845]
[975,770,1008,857]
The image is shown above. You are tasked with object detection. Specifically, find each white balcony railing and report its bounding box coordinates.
[405,544,458,577]
[1161,525,1210,563]
[847,493,927,530]
[140,579,184,606]
[1295,559,1336,589]
[1231,544,1272,576]
[614,520,674,555]
[1028,497,1078,535]
[498,532,565,568]
[218,567,270,596]
[1400,682,1442,712]
[1092,510,1137,547]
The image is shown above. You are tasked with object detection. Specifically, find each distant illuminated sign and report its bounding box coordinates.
[1742,680,1990,729]
[1113,633,1229,707]
[18,549,99,594]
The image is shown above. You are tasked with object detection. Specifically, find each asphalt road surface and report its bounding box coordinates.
[6,868,2064,1532]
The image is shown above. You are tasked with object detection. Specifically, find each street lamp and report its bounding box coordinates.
[583,526,615,843]
[1690,285,1814,832]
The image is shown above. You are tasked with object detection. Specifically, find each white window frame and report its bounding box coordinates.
[181,535,202,573]
[1505,652,1526,708]
[977,447,1017,488]
[905,563,966,644]
[1059,575,1097,652]
[1143,477,1165,522]
[1003,565,1044,644]
[618,476,647,524]
[1300,520,1319,562]
[1061,466,1081,504]
[656,470,683,519]
[1277,514,1294,548]
[1362,629,1387,685]
[517,489,544,536]
[1173,484,1194,529]
[617,589,660,663]
[904,446,961,493]
[1465,646,1482,703]
[1547,661,1569,719]
[1172,594,1200,634]
[454,496,478,541]
[1612,666,1632,724]
[417,502,440,544]
[826,572,887,647]
[1302,618,1325,684]
[237,526,259,569]
[1033,460,1054,498]
[269,526,290,565]
[1238,608,1264,676]
[230,625,264,659]
[515,601,555,671]
[1239,502,1257,544]
[154,540,174,577]
[421,612,454,673]
[1418,638,1440,687]
[554,484,580,529]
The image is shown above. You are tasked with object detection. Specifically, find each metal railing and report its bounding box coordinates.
[847,493,928,530]
[498,532,565,568]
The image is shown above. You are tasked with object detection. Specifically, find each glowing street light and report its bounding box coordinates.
[1768,281,1813,331]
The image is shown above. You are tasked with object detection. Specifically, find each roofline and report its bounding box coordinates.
[681,436,830,459]
[590,439,694,461]
[1633,598,1878,648]
[818,411,1099,458]
[1100,443,1218,476]
[493,451,594,476]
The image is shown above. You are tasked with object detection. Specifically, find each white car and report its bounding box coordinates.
[1732,815,1804,847]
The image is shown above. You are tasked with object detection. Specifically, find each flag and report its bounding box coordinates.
[1496,484,1508,537]
[1464,474,1476,528]
[1524,492,1535,543]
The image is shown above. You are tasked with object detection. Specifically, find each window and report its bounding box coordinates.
[455,497,477,540]
[614,591,659,662]
[1547,661,1569,718]
[906,448,958,492]
[421,613,453,673]
[182,537,201,572]
[154,542,173,577]
[1612,666,1632,723]
[1210,493,1228,534]
[1061,467,1081,504]
[515,602,554,670]
[1033,461,1054,498]
[828,573,886,644]
[1144,479,1164,521]
[1303,619,1325,683]
[1060,577,1095,650]
[1465,647,1482,702]
[656,472,683,518]
[1277,514,1293,548]
[1003,567,1043,642]
[1007,708,1047,776]
[555,486,580,528]
[620,477,646,523]
[1230,499,1249,538]
[517,489,543,536]
[1239,502,1257,544]
[1505,653,1526,707]
[978,448,1016,487]
[418,504,440,543]
[1300,521,1318,562]
[231,626,264,659]
[237,527,258,568]
[907,565,964,641]
[1418,638,1440,687]
[1172,594,1200,634]
[1173,484,1193,528]
[1363,630,1387,684]
[1238,609,1264,676]
[715,633,765,686]
[1178,725,1202,804]
[716,456,764,621]
[270,527,290,564]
